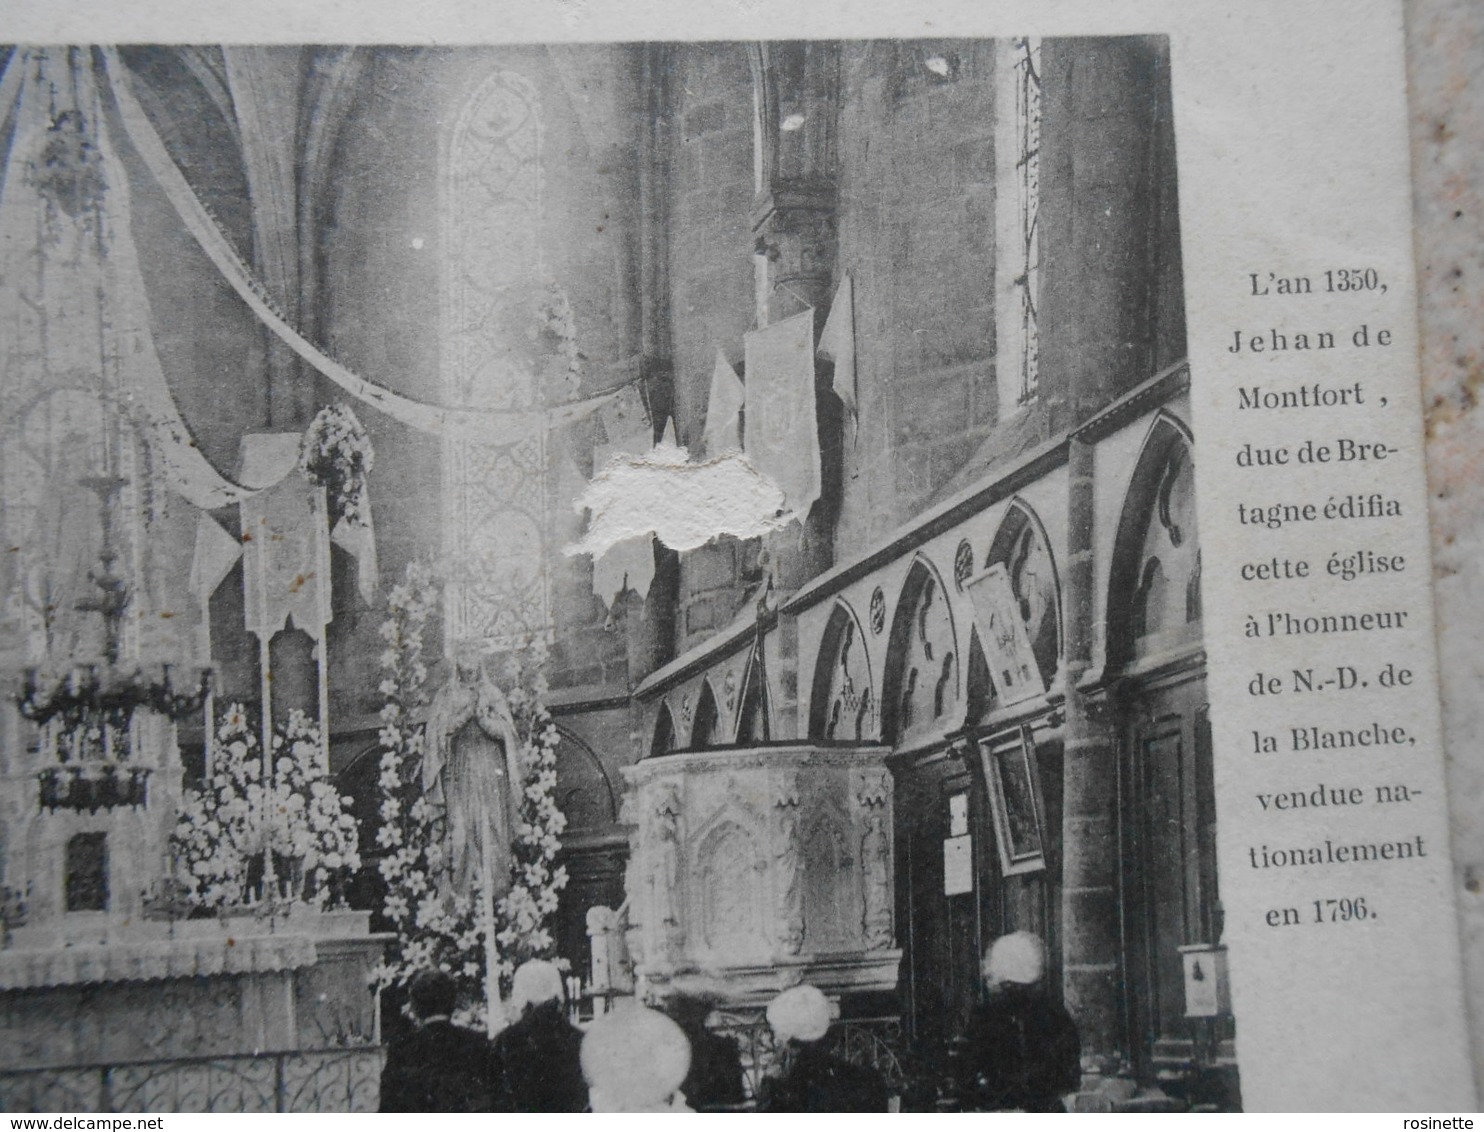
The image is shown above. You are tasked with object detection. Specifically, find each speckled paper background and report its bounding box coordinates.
[1408,0,1484,1092]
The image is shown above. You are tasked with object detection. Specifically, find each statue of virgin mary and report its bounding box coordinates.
[421,642,525,899]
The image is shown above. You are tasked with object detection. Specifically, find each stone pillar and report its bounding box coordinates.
[630,45,679,680]
[1037,37,1164,432]
[746,46,841,741]
[751,182,838,598]
[1059,436,1122,1071]
[1039,37,1167,1073]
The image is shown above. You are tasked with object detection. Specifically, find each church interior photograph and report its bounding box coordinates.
[0,39,1233,1112]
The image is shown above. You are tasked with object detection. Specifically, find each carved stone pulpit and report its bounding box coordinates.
[620,744,900,1004]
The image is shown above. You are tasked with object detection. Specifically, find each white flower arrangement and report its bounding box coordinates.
[300,402,375,529]
[170,705,361,910]
[373,561,569,1026]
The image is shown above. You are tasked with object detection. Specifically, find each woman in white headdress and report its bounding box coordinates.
[581,1003,694,1112]
[962,931,1081,1112]
[761,984,888,1112]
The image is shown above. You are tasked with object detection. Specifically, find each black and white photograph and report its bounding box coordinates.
[0,18,1465,1112]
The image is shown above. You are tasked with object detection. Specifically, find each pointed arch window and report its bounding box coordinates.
[441,71,551,648]
[651,705,677,758]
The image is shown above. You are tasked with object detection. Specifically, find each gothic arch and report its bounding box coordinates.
[554,726,618,830]
[651,703,678,758]
[964,627,993,726]
[691,679,721,749]
[881,554,962,747]
[735,647,772,744]
[985,498,1063,692]
[693,818,767,957]
[808,600,877,741]
[1107,412,1199,670]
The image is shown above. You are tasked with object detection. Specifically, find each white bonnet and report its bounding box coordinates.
[984,931,1045,987]
[766,983,833,1044]
[509,958,564,1014]
[581,1004,692,1111]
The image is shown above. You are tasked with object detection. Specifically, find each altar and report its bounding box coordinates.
[0,911,385,1112]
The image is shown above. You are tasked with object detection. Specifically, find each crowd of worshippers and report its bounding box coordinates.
[378,932,1081,1113]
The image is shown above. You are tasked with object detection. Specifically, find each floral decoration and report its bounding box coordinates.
[170,705,360,911]
[372,561,568,1028]
[300,403,376,530]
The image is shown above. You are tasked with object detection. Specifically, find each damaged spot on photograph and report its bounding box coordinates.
[0,38,1225,1113]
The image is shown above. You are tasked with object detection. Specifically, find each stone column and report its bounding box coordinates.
[630,45,679,680]
[1059,436,1121,1071]
[1040,37,1167,1074]
[1037,37,1164,432]
[749,42,841,601]
[752,174,840,603]
[748,45,842,742]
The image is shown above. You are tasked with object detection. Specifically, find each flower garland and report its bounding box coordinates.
[372,561,568,1027]
[170,705,360,910]
[300,403,375,529]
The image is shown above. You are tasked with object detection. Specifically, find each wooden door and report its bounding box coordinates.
[896,756,992,1055]
[1121,670,1226,1075]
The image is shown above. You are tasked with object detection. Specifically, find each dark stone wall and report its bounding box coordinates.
[657,38,1182,571]
[832,40,1000,557]
[663,44,757,449]
[662,45,765,653]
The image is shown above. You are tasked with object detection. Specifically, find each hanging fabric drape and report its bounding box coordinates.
[701,350,745,458]
[98,46,622,445]
[0,47,277,512]
[818,274,858,423]
[0,47,254,664]
[743,309,821,520]
[87,43,272,509]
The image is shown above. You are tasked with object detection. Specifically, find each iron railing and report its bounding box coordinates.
[0,1046,384,1113]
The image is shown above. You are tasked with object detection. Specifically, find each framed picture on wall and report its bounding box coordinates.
[980,724,1047,876]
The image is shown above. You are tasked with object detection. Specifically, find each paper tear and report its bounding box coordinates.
[568,442,791,558]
